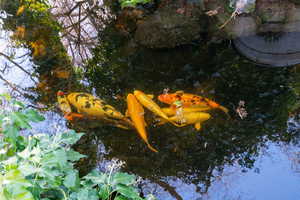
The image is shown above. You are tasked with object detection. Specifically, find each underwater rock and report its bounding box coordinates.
[134,0,203,48]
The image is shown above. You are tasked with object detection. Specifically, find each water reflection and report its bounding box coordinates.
[1,0,300,199]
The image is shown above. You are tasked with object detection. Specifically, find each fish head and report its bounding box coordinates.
[158,93,174,104]
[57,90,65,96]
[133,90,143,97]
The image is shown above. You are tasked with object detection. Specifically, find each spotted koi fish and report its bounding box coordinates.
[158,90,229,114]
[57,91,133,129]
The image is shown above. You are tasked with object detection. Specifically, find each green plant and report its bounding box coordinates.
[118,0,152,8]
[0,94,155,200]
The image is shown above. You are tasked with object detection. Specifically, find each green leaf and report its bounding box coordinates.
[18,163,40,177]
[60,131,84,145]
[24,109,45,122]
[10,112,31,129]
[114,195,128,200]
[66,150,86,161]
[11,100,25,109]
[42,149,68,169]
[115,184,140,199]
[112,172,136,186]
[4,169,31,187]
[84,170,107,185]
[63,170,79,190]
[3,125,19,145]
[0,93,11,101]
[75,188,98,200]
[99,185,111,200]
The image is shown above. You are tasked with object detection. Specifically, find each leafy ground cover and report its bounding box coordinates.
[0,94,155,200]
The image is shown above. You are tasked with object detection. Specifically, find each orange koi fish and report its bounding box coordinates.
[127,93,158,152]
[158,90,229,114]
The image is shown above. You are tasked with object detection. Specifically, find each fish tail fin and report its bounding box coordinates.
[218,105,231,118]
[219,105,228,113]
[147,143,158,152]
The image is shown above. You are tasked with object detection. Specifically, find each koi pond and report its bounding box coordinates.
[1,0,300,199]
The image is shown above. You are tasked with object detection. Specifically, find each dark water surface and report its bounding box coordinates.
[1,31,300,200]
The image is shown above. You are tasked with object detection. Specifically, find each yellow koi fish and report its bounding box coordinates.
[157,112,211,131]
[57,91,132,129]
[127,93,158,152]
[66,92,125,120]
[133,90,183,127]
[161,106,211,117]
[57,91,84,121]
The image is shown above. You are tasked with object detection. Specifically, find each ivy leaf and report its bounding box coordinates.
[115,184,141,200]
[112,173,136,186]
[24,109,45,122]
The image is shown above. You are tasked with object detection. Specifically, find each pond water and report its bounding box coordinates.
[1,7,300,200]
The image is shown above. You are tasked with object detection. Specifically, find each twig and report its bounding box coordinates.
[0,52,38,84]
[0,74,24,95]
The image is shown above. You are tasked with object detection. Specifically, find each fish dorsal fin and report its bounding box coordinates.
[194,122,201,131]
[175,90,184,96]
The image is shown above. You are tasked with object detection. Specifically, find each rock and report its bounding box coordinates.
[134,1,203,48]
